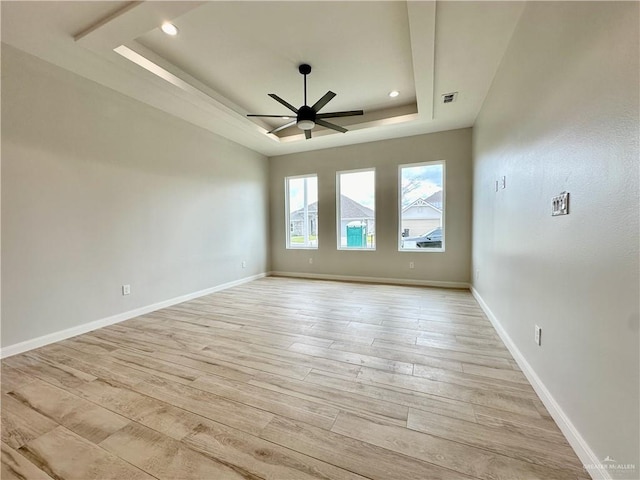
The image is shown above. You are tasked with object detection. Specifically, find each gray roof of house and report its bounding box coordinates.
[425,190,442,205]
[291,195,373,220]
[403,190,443,212]
[291,202,318,216]
[340,195,374,219]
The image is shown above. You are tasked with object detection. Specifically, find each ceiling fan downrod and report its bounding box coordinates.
[299,63,311,106]
[297,64,315,130]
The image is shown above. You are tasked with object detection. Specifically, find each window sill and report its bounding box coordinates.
[398,247,445,253]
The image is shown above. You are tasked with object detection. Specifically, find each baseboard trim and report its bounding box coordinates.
[0,273,267,359]
[270,271,469,289]
[470,286,606,480]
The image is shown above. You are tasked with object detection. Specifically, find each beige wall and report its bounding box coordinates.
[472,2,639,476]
[1,45,270,348]
[269,129,472,285]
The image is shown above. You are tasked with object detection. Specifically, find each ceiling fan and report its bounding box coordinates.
[247,64,364,140]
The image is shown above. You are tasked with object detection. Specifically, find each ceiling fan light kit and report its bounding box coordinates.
[297,119,315,131]
[247,63,364,140]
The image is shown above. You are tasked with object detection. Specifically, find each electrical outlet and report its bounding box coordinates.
[409,261,415,269]
[122,284,131,296]
[534,325,542,346]
[552,192,570,216]
[308,258,313,264]
[241,261,246,268]
[475,269,480,280]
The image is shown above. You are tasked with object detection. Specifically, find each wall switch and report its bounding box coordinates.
[500,176,506,189]
[552,191,570,216]
[241,261,246,268]
[409,261,415,269]
[308,258,313,264]
[122,284,131,296]
[534,325,542,346]
[475,269,480,280]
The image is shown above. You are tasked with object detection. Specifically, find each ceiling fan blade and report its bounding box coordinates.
[316,119,347,133]
[316,110,364,119]
[268,120,297,135]
[311,91,336,112]
[305,130,312,140]
[268,94,298,113]
[247,114,294,118]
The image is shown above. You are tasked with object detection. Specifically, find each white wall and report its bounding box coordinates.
[1,45,270,348]
[269,129,472,286]
[472,2,639,477]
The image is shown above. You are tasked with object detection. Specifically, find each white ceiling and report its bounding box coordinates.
[1,1,525,157]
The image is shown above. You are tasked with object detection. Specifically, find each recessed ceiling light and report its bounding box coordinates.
[161,22,179,36]
[388,90,400,98]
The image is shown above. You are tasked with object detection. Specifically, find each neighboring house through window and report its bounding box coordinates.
[286,174,318,248]
[401,191,442,238]
[399,161,445,251]
[337,169,376,250]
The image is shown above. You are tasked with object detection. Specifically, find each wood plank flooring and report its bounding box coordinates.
[1,277,589,479]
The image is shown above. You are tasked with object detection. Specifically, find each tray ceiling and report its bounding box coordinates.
[1,1,525,156]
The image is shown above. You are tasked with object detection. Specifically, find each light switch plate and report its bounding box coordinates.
[552,192,570,216]
[535,325,542,346]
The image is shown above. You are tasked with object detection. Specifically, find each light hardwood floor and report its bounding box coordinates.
[1,277,589,480]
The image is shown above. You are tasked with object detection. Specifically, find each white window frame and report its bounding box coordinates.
[285,174,318,250]
[336,167,376,251]
[398,160,446,253]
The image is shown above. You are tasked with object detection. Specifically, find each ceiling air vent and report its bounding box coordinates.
[442,92,458,104]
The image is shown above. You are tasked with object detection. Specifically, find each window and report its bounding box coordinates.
[337,169,375,250]
[286,174,318,249]
[399,161,445,251]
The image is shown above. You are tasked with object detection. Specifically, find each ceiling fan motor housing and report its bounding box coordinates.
[297,105,316,130]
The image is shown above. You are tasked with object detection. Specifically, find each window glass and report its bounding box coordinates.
[337,169,376,250]
[399,162,444,251]
[286,175,318,248]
